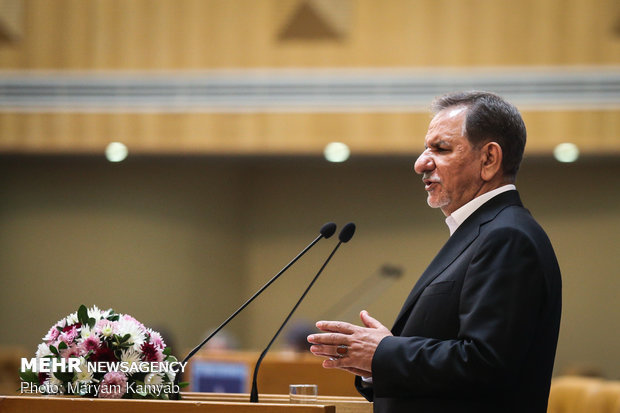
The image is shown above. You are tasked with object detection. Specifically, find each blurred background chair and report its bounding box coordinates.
[547,376,620,413]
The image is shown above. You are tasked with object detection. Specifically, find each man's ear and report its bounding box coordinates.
[480,142,503,182]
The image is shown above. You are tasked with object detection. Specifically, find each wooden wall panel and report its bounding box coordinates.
[0,110,617,156]
[0,0,617,156]
[0,0,618,69]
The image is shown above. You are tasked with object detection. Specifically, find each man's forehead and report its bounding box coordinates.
[426,108,466,142]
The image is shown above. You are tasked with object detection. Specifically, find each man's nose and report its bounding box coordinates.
[414,152,433,175]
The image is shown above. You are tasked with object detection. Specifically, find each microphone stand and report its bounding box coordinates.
[249,222,355,403]
[170,225,334,400]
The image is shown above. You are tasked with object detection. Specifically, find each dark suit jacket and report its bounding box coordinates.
[356,190,562,413]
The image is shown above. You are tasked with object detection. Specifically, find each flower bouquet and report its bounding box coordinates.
[19,305,187,399]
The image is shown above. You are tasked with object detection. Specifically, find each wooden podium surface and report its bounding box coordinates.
[183,392,372,413]
[0,392,373,413]
[0,395,333,413]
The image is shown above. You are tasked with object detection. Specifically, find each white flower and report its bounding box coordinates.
[144,372,163,386]
[116,318,146,351]
[120,348,141,374]
[74,358,93,384]
[87,305,104,320]
[80,325,93,339]
[36,343,52,359]
[66,312,79,326]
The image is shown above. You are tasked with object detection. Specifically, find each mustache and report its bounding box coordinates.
[422,173,440,182]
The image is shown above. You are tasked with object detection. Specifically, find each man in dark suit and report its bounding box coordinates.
[308,91,562,412]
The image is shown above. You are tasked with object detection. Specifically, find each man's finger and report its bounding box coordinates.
[321,357,370,376]
[315,320,356,334]
[309,345,341,358]
[360,310,385,329]
[342,367,372,377]
[307,332,348,346]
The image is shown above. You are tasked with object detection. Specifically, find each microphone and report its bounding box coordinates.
[320,263,403,320]
[171,222,337,400]
[249,222,356,403]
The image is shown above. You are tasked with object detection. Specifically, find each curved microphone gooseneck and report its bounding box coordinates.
[170,222,337,400]
[249,222,356,403]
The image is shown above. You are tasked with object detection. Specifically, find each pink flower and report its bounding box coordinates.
[141,341,163,362]
[60,325,80,344]
[94,319,117,336]
[43,325,60,343]
[60,344,81,359]
[79,335,101,354]
[148,330,165,350]
[99,372,127,399]
[90,343,115,363]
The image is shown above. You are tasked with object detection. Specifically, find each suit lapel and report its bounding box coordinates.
[391,191,523,333]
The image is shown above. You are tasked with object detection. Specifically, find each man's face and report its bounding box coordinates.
[414,107,484,216]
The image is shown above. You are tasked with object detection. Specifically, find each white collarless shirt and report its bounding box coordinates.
[445,185,516,236]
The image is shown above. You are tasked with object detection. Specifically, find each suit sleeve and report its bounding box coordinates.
[370,227,546,398]
[354,375,374,402]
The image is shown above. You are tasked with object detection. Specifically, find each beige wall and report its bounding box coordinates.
[0,158,248,351]
[1,155,619,379]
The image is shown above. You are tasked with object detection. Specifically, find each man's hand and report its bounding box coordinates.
[307,310,392,377]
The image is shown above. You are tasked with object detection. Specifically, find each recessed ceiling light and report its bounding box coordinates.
[105,142,128,162]
[553,143,579,163]
[324,142,350,163]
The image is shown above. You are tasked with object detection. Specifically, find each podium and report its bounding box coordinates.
[184,392,373,413]
[0,392,372,413]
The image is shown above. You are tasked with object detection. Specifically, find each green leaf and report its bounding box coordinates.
[134,381,147,397]
[58,341,68,350]
[77,305,89,325]
[53,371,74,383]
[163,347,172,356]
[49,345,59,356]
[179,381,190,388]
[121,334,131,343]
[87,317,96,329]
[19,370,39,384]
